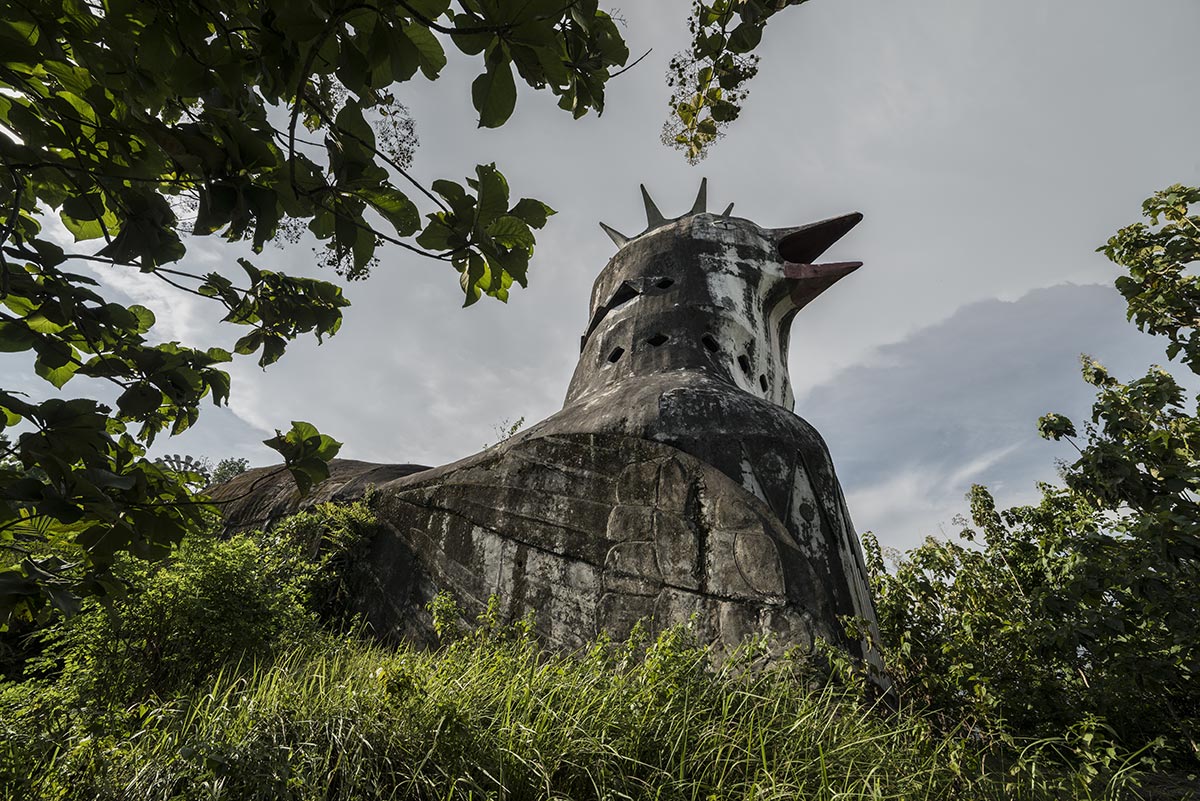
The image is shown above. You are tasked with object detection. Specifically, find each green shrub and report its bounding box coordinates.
[45,531,316,707]
[10,497,380,710]
[864,483,1198,767]
[0,500,391,796]
[254,496,380,630]
[862,185,1200,768]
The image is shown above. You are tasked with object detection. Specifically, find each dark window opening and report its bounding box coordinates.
[655,277,675,290]
[609,282,639,309]
[701,334,719,353]
[585,308,606,339]
[759,374,769,392]
[607,347,625,364]
[737,354,752,374]
[581,282,642,348]
[647,333,669,347]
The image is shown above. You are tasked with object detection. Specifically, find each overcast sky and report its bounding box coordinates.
[23,0,1200,551]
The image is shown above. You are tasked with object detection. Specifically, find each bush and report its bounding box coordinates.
[45,531,316,707]
[865,482,1198,768]
[255,496,380,630]
[9,497,380,710]
[0,500,393,797]
[862,184,1200,768]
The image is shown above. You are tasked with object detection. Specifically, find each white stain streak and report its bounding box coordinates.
[738,457,769,505]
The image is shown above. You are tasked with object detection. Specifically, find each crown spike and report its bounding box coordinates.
[599,221,630,248]
[640,184,667,228]
[721,202,735,217]
[689,177,708,215]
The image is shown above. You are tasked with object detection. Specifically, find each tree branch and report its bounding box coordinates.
[609,48,652,78]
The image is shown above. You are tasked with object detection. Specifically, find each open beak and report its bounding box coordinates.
[775,212,864,311]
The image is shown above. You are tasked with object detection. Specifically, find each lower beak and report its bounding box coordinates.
[783,261,863,310]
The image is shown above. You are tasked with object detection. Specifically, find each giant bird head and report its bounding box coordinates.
[565,180,863,411]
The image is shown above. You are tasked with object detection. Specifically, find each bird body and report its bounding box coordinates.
[215,183,883,667]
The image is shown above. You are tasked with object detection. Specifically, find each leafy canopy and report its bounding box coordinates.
[0,1,810,628]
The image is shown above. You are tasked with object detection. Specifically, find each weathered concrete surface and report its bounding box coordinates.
[214,188,883,664]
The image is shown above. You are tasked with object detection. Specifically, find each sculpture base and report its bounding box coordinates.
[215,433,838,655]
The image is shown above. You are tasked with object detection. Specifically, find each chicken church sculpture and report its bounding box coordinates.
[214,180,883,664]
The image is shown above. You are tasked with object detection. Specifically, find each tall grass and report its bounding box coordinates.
[2,622,1169,801]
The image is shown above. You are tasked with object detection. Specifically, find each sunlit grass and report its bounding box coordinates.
[3,620,1175,801]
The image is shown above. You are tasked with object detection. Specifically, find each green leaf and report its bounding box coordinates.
[262,420,343,495]
[290,420,320,441]
[351,226,376,276]
[727,21,764,53]
[0,570,38,598]
[362,187,420,236]
[116,383,163,417]
[0,321,35,352]
[473,164,509,229]
[487,215,534,249]
[60,195,117,241]
[404,0,453,18]
[449,13,492,55]
[128,304,156,334]
[35,360,79,389]
[233,330,265,356]
[460,251,488,307]
[415,216,457,251]
[194,185,239,236]
[402,21,447,79]
[472,47,517,128]
[260,334,286,367]
[432,180,475,219]
[335,102,375,149]
[510,198,555,229]
[33,337,73,369]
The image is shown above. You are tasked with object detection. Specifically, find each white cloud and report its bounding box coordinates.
[802,283,1178,550]
[947,442,1023,487]
[846,442,1037,551]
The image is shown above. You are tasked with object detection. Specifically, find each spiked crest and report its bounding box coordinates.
[599,178,735,248]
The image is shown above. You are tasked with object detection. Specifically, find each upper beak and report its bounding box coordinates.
[775,212,863,263]
[775,212,864,311]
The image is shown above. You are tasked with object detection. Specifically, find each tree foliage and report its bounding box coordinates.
[664,0,811,163]
[207,456,249,486]
[0,0,633,627]
[867,184,1200,765]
